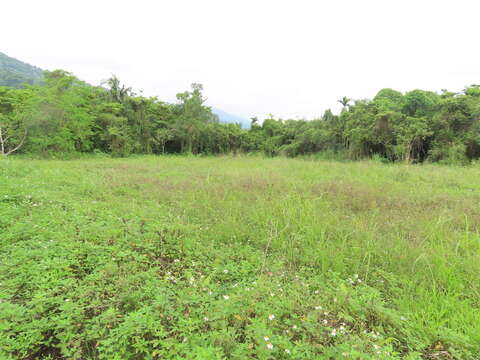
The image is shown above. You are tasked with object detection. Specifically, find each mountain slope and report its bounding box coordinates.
[0,52,43,88]
[212,107,250,129]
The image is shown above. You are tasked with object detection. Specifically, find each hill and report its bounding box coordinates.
[212,107,250,128]
[0,52,43,88]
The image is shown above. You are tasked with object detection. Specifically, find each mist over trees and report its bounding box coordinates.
[1,69,480,163]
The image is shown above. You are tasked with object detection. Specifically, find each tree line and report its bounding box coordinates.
[1,69,480,163]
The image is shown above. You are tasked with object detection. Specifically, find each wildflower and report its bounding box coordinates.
[400,316,407,321]
[264,336,270,341]
[174,259,180,263]
[266,343,273,350]
[65,299,70,302]
[323,319,328,325]
[270,292,275,297]
[292,325,297,329]
[223,295,230,300]
[314,290,319,294]
[223,269,229,274]
[315,305,322,310]
[182,337,187,343]
[285,349,291,354]
[268,314,275,320]
[203,317,209,321]
[331,328,337,336]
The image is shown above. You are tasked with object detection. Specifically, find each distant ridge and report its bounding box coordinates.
[212,107,250,129]
[0,52,43,88]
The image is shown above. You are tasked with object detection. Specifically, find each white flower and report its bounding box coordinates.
[323,319,328,325]
[285,349,291,354]
[268,314,275,320]
[203,317,209,321]
[400,316,407,321]
[223,295,230,300]
[65,299,70,302]
[264,336,270,341]
[270,293,275,297]
[315,305,322,310]
[331,329,337,336]
[314,290,319,294]
[266,343,273,350]
[223,269,229,274]
[292,325,297,329]
[174,259,180,263]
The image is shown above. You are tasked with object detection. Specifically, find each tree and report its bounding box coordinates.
[338,96,351,109]
[0,87,28,156]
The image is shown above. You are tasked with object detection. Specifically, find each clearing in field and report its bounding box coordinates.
[1,156,479,359]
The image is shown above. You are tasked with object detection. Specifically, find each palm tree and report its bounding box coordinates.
[338,96,351,109]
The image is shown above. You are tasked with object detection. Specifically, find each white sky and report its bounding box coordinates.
[3,0,480,120]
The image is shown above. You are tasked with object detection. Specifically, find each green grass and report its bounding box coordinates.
[1,155,479,359]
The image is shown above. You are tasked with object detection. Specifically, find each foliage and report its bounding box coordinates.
[1,65,480,163]
[0,52,43,88]
[1,156,479,359]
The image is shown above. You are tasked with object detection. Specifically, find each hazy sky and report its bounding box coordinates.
[3,0,480,120]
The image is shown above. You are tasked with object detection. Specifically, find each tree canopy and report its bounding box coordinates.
[1,69,480,164]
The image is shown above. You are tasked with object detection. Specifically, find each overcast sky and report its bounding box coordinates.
[3,0,479,120]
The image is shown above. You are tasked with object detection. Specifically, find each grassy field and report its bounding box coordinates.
[1,156,479,359]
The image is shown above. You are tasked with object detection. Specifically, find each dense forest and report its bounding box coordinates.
[1,68,480,163]
[0,52,43,89]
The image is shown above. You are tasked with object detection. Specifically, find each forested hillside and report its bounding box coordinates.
[1,67,480,163]
[0,52,43,88]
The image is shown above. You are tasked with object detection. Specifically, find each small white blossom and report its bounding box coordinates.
[314,290,319,294]
[315,305,322,310]
[285,349,291,354]
[174,259,180,263]
[223,269,229,274]
[266,343,273,350]
[223,295,230,300]
[203,317,209,321]
[268,314,275,320]
[264,336,270,341]
[331,328,337,336]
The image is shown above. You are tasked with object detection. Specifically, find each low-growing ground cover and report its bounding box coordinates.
[1,156,479,359]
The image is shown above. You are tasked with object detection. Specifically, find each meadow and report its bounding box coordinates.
[1,156,479,359]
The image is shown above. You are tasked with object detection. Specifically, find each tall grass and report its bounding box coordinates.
[1,156,479,359]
